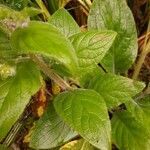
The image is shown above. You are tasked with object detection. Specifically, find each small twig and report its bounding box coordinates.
[98,63,108,73]
[81,140,88,150]
[132,20,150,80]
[30,54,73,90]
[138,32,150,42]
[3,122,22,146]
[84,0,92,9]
[11,143,20,150]
[36,0,51,20]
[2,98,34,146]
[14,56,30,64]
[77,0,89,15]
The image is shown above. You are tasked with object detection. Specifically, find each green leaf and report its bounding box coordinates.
[79,65,105,88]
[0,61,41,140]
[70,31,116,72]
[0,29,14,59]
[111,111,150,150]
[88,73,144,108]
[0,4,27,20]
[11,21,78,74]
[51,62,72,77]
[30,103,77,149]
[126,96,150,130]
[54,89,111,150]
[20,7,42,17]
[49,8,80,37]
[0,4,16,19]
[88,0,138,72]
[48,8,80,76]
[0,79,13,109]
[0,4,40,19]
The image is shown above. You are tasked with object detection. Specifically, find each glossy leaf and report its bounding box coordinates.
[88,73,144,108]
[112,111,150,150]
[70,31,116,72]
[54,89,111,150]
[49,8,80,37]
[0,61,41,140]
[30,103,77,149]
[11,21,78,74]
[88,0,138,72]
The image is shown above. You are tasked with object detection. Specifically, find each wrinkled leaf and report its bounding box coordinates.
[112,111,150,150]
[54,89,111,150]
[30,103,77,149]
[88,0,138,72]
[49,8,80,37]
[11,21,78,74]
[70,30,116,74]
[0,61,41,140]
[88,73,144,108]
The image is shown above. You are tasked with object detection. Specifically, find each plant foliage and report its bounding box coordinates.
[0,0,149,150]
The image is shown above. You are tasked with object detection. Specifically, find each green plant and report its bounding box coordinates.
[0,0,149,150]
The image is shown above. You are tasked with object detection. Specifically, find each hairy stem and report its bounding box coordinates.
[30,54,72,90]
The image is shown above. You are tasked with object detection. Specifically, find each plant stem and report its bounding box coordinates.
[30,54,72,90]
[132,20,150,80]
[2,97,34,146]
[3,122,22,146]
[77,0,89,15]
[80,140,87,150]
[84,0,92,9]
[36,0,51,20]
